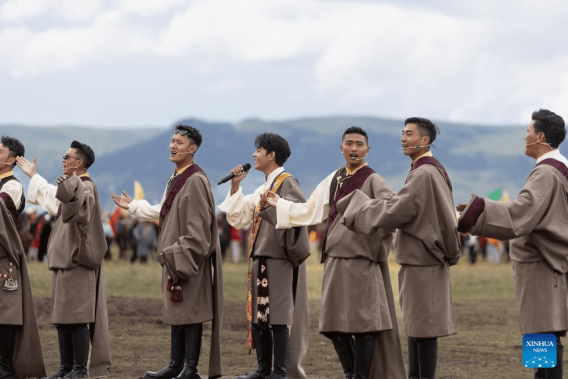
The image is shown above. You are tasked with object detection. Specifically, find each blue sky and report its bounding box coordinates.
[1,0,567,128]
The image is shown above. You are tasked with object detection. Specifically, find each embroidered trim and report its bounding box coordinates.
[412,156,453,191]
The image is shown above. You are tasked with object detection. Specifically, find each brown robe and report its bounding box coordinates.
[338,162,460,338]
[0,198,46,379]
[459,162,568,334]
[322,171,406,379]
[47,175,111,376]
[256,176,311,379]
[158,172,224,379]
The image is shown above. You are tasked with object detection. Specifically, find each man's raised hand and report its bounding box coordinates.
[111,191,134,210]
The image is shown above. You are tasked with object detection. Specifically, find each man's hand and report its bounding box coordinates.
[56,174,70,185]
[15,157,37,178]
[111,191,134,210]
[456,203,467,212]
[261,191,280,208]
[229,164,249,195]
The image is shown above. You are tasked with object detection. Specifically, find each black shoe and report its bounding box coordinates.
[63,325,90,379]
[330,334,355,379]
[407,337,419,379]
[0,325,16,379]
[175,324,203,379]
[416,338,437,379]
[266,325,288,379]
[352,333,374,379]
[237,324,273,379]
[42,326,74,379]
[144,325,186,379]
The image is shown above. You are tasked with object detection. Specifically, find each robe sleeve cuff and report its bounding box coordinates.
[275,198,293,229]
[128,200,139,215]
[457,194,485,233]
[218,186,243,213]
[27,174,45,205]
[338,190,369,229]
[56,174,81,203]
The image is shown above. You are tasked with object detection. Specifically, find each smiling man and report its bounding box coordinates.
[264,126,406,379]
[17,141,111,379]
[335,120,460,379]
[112,125,224,379]
[219,133,310,379]
[458,109,567,379]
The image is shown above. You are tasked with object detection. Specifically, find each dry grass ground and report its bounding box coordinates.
[27,249,566,379]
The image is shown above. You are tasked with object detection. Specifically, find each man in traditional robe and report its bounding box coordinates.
[264,126,406,379]
[17,141,111,379]
[0,136,45,379]
[337,119,460,379]
[218,133,310,379]
[458,109,567,379]
[112,125,224,379]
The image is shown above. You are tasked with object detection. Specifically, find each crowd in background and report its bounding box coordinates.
[17,208,510,266]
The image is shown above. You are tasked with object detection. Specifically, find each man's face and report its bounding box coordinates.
[61,148,83,176]
[524,121,540,158]
[0,143,14,168]
[252,147,273,172]
[340,133,369,167]
[169,133,193,164]
[401,123,427,158]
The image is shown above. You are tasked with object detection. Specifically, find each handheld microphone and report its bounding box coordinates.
[217,163,252,185]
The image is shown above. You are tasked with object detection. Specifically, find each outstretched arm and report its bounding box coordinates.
[17,157,59,216]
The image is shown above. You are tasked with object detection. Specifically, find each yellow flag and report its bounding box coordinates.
[134,181,144,200]
[501,190,511,202]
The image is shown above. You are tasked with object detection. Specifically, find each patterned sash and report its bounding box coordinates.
[246,172,291,353]
[321,166,374,261]
[411,156,453,191]
[57,176,92,219]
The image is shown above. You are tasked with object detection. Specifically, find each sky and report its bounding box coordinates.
[1,0,567,129]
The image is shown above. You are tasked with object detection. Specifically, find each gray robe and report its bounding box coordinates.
[459,162,568,334]
[338,162,460,338]
[257,176,311,379]
[47,175,111,376]
[159,172,224,378]
[0,198,46,379]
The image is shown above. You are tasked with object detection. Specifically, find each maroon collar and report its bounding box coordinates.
[324,165,375,239]
[159,164,203,230]
[411,156,452,191]
[536,158,568,182]
[57,176,92,219]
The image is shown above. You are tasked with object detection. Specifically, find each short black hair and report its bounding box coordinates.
[405,117,440,145]
[70,140,95,169]
[531,109,566,149]
[173,125,202,148]
[254,133,291,166]
[342,126,368,144]
[1,136,25,168]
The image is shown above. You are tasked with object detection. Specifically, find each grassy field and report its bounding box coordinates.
[27,249,564,379]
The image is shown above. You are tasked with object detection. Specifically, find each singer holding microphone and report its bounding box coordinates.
[16,141,111,379]
[112,125,224,379]
[335,119,460,379]
[457,109,568,379]
[218,133,310,379]
[263,126,406,379]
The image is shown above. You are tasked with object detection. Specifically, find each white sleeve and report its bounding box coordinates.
[0,180,23,209]
[128,188,166,221]
[27,174,60,216]
[275,172,333,229]
[218,185,261,229]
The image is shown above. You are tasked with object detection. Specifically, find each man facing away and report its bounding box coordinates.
[458,109,568,379]
[218,133,310,379]
[264,126,406,379]
[337,119,460,379]
[17,141,111,379]
[0,136,45,379]
[112,125,224,379]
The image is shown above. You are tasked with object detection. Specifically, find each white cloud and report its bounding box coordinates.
[0,0,104,22]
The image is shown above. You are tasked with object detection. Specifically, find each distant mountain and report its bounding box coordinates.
[3,117,564,212]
